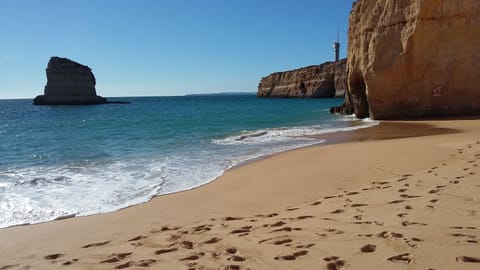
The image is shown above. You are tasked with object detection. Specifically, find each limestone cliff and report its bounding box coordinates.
[332,0,480,119]
[257,59,346,98]
[33,57,107,105]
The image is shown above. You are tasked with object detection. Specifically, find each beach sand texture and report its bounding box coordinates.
[1,119,479,269]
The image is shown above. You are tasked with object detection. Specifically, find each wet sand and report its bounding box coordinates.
[1,119,479,269]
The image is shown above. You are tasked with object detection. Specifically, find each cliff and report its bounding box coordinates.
[33,57,107,105]
[332,0,480,119]
[257,59,347,98]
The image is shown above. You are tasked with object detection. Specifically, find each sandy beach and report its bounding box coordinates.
[1,119,480,270]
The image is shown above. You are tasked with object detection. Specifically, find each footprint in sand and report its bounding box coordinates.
[273,239,292,245]
[155,248,178,255]
[350,203,368,208]
[228,255,246,262]
[61,259,79,266]
[114,259,157,269]
[230,226,252,236]
[450,233,476,239]
[44,253,64,260]
[274,250,308,261]
[323,256,346,270]
[323,228,345,235]
[128,235,146,242]
[225,247,237,254]
[180,252,205,261]
[258,235,292,246]
[270,226,302,233]
[191,224,212,234]
[100,252,133,264]
[353,221,376,225]
[372,181,390,185]
[411,237,423,242]
[360,244,376,253]
[181,240,194,249]
[255,213,278,218]
[377,231,403,239]
[401,221,427,227]
[388,199,405,204]
[133,259,156,267]
[115,261,133,269]
[223,216,243,221]
[295,215,314,220]
[387,253,411,263]
[295,243,315,248]
[456,256,480,263]
[204,237,222,244]
[263,221,286,227]
[82,240,110,248]
[0,265,21,270]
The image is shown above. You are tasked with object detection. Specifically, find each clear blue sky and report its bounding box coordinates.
[0,0,354,98]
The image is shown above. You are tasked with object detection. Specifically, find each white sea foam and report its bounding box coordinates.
[213,119,379,146]
[0,157,226,228]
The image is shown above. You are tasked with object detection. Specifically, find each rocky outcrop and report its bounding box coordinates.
[33,57,107,105]
[257,59,346,98]
[332,0,480,119]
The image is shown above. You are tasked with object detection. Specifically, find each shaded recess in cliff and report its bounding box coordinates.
[257,59,346,98]
[332,0,480,119]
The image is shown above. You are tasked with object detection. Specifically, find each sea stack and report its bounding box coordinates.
[33,57,107,105]
[332,0,480,119]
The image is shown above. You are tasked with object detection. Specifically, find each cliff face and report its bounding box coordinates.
[257,59,346,98]
[33,57,107,105]
[333,0,480,119]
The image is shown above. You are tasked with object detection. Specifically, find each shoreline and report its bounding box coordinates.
[2,118,480,269]
[0,119,390,230]
[0,118,377,230]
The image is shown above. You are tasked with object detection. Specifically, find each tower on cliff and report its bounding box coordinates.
[333,30,340,62]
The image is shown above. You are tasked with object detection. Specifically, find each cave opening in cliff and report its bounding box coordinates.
[350,72,370,119]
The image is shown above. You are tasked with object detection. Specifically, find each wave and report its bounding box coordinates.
[212,119,379,146]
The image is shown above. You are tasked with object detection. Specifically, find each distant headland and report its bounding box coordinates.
[33,57,129,105]
[257,59,346,98]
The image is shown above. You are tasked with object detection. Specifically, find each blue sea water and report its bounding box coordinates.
[0,95,377,228]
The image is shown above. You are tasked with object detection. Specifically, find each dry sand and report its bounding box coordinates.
[1,119,479,270]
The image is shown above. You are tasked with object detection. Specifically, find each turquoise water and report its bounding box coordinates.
[0,95,377,227]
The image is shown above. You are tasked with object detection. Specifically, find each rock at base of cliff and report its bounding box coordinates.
[33,95,107,105]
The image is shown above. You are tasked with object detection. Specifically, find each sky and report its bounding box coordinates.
[0,0,355,99]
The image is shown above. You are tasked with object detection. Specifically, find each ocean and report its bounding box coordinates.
[0,95,378,228]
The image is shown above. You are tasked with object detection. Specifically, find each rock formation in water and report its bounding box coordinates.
[257,59,346,98]
[332,0,480,119]
[33,57,107,105]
